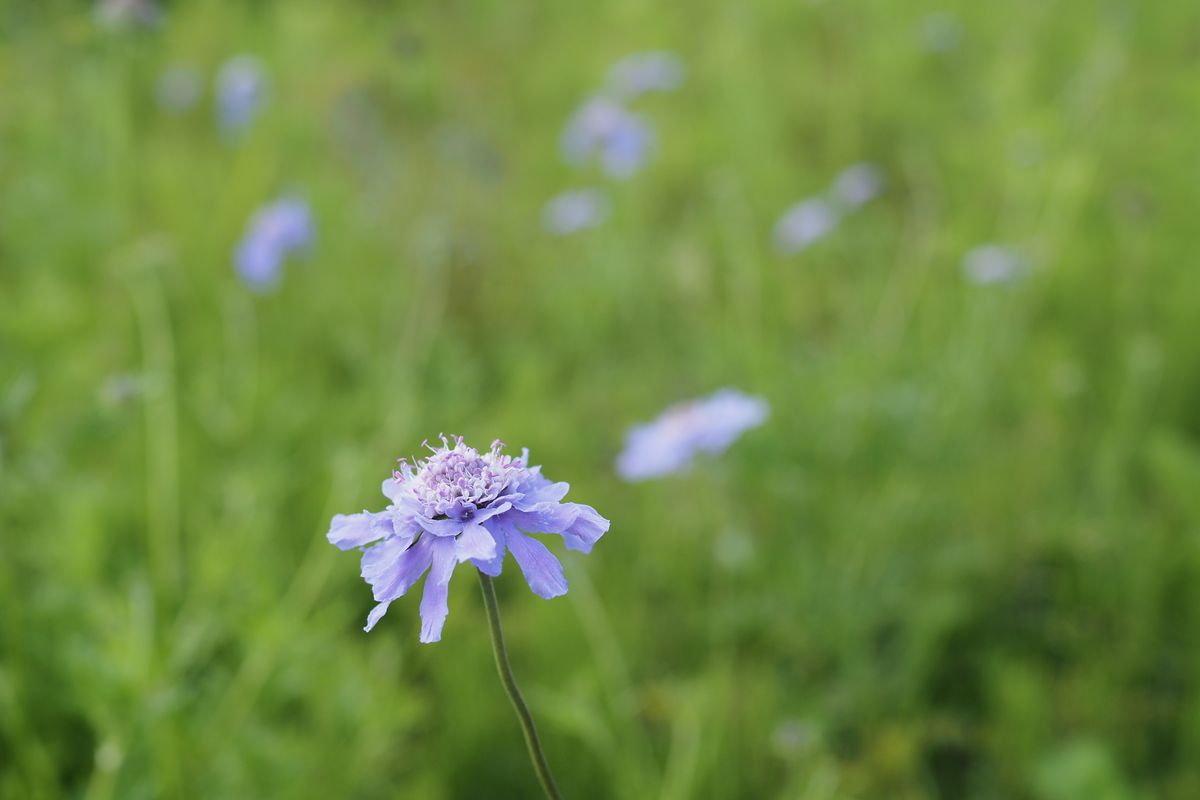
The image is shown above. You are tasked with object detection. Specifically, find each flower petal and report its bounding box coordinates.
[513,477,570,509]
[364,601,392,632]
[362,534,433,602]
[418,538,458,643]
[561,504,610,553]
[381,477,405,503]
[415,515,467,538]
[472,521,509,577]
[511,470,571,506]
[455,522,496,562]
[361,509,421,543]
[508,503,579,536]
[507,532,568,599]
[327,512,383,550]
[471,500,512,526]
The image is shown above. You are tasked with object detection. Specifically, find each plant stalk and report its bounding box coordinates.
[477,571,563,800]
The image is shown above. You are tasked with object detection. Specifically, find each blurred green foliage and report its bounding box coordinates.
[4,0,1200,797]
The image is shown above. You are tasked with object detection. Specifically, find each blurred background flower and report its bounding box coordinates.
[772,198,839,254]
[541,188,610,236]
[830,162,884,210]
[604,51,686,100]
[616,389,769,481]
[560,97,655,179]
[962,243,1030,285]
[234,197,313,291]
[216,55,268,136]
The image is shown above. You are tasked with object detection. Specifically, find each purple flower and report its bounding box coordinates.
[830,163,885,210]
[541,188,610,235]
[216,55,267,136]
[328,436,610,643]
[561,98,654,179]
[962,244,1029,285]
[605,51,686,100]
[616,389,769,481]
[234,197,313,291]
[772,198,840,254]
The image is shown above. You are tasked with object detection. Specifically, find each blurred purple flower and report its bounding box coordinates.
[616,389,769,481]
[831,163,885,210]
[328,436,609,643]
[234,198,313,291]
[216,56,267,136]
[772,198,840,254]
[156,66,202,114]
[541,189,610,235]
[95,0,161,28]
[962,244,1029,285]
[605,51,686,100]
[561,98,654,179]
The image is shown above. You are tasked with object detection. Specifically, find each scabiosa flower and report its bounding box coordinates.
[234,197,313,291]
[561,97,654,179]
[962,243,1029,285]
[605,51,686,100]
[328,436,609,643]
[772,198,840,254]
[616,389,769,481]
[830,163,885,210]
[541,188,610,236]
[216,55,267,136]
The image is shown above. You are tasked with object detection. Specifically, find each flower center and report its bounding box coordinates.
[395,436,524,519]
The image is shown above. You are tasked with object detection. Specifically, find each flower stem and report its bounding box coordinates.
[477,571,563,800]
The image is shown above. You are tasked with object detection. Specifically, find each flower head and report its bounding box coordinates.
[216,55,267,136]
[830,163,885,210]
[772,198,839,254]
[328,436,610,643]
[561,97,654,179]
[962,243,1029,285]
[234,197,313,291]
[604,51,686,101]
[541,188,610,236]
[616,389,769,481]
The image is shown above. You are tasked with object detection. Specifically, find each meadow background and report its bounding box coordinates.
[4,1,1200,798]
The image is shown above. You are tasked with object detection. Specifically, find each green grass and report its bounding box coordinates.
[4,0,1200,797]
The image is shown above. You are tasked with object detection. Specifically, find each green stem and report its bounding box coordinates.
[477,571,563,800]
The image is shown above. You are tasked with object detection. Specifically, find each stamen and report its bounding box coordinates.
[396,435,527,519]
